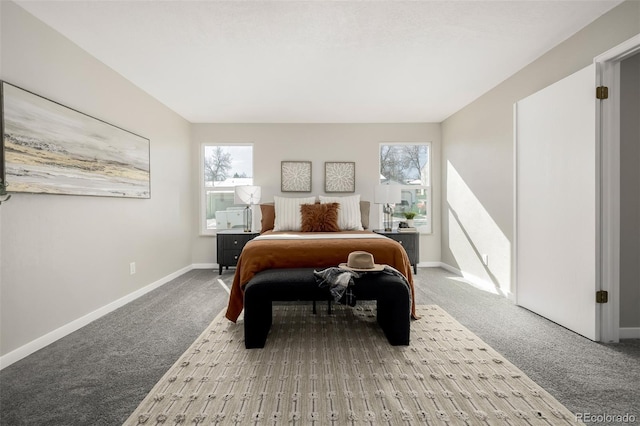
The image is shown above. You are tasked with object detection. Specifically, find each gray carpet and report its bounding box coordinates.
[1,267,638,425]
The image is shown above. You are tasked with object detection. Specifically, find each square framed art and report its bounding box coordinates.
[324,161,355,193]
[281,161,312,192]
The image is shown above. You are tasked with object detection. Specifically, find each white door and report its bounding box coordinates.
[515,64,599,340]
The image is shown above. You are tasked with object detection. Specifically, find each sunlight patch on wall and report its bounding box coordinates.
[447,161,511,294]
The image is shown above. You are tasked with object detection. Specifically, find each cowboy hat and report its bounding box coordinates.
[338,251,385,272]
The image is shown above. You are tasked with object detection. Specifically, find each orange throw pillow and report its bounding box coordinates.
[260,203,275,233]
[300,203,340,232]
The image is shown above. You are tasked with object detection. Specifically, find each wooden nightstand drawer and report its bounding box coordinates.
[217,230,259,274]
[373,229,419,275]
[222,250,243,265]
[392,234,416,251]
[223,234,255,249]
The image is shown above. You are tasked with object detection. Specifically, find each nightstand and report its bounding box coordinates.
[373,229,419,275]
[216,230,259,275]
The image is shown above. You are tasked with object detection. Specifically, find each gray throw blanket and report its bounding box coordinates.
[313,267,360,306]
[313,265,410,307]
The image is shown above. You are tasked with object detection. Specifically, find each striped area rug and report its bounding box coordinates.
[124,304,583,425]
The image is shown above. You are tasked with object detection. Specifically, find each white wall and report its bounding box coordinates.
[441,0,640,296]
[0,2,193,359]
[191,123,441,266]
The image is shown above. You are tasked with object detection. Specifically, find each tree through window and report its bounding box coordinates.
[379,143,431,233]
[201,144,253,233]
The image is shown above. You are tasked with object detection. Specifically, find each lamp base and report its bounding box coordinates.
[243,206,252,232]
[384,205,393,232]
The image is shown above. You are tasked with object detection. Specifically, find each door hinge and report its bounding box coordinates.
[596,86,609,100]
[596,290,608,303]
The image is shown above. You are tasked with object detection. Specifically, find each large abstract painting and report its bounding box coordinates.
[1,82,150,198]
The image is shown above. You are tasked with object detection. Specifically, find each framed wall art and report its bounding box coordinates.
[324,161,355,193]
[1,81,150,198]
[281,161,312,192]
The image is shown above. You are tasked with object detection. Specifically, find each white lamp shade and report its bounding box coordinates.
[234,185,262,205]
[374,184,401,204]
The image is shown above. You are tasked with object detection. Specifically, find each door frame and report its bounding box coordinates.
[595,34,640,343]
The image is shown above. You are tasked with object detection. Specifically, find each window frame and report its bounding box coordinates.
[200,143,254,235]
[379,142,432,234]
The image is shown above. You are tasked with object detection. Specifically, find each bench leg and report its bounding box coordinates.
[376,291,410,346]
[244,299,272,349]
[313,300,333,314]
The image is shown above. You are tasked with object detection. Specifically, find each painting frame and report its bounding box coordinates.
[324,161,355,193]
[1,81,150,199]
[281,160,312,192]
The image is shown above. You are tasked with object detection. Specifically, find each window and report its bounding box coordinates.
[379,143,432,233]
[201,144,253,234]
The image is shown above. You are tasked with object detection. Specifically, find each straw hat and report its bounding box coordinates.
[338,251,385,272]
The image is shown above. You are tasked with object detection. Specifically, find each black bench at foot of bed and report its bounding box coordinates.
[243,267,411,349]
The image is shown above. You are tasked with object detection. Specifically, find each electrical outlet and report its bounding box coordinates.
[130,262,136,275]
[482,254,489,266]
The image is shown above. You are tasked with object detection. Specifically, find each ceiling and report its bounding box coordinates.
[16,0,622,123]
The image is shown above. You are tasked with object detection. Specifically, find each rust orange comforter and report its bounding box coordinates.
[225,231,417,322]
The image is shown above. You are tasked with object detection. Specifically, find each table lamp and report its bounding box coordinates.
[234,185,261,232]
[374,184,401,231]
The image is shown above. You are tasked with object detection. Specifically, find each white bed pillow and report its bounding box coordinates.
[273,196,317,231]
[319,194,364,231]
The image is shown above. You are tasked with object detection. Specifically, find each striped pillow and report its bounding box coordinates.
[273,196,317,231]
[319,194,364,231]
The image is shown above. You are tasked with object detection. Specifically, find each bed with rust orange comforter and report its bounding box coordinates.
[225,230,417,322]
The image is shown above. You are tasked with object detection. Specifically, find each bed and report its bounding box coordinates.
[223,195,418,322]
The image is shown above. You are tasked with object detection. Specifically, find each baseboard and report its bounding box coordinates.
[0,264,193,371]
[620,327,640,339]
[417,261,442,268]
[192,263,216,269]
